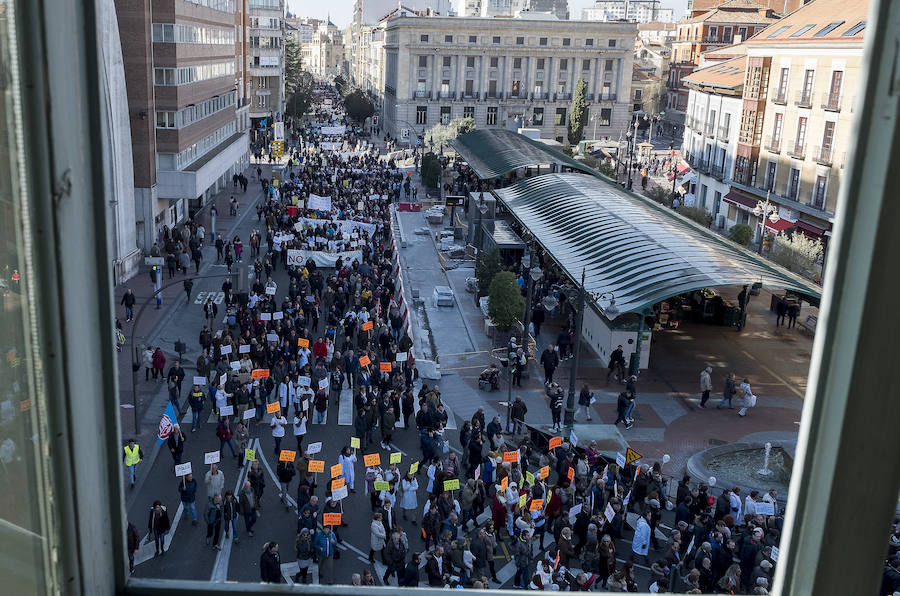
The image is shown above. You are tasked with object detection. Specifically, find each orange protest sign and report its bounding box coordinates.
[297,338,310,348]
[251,369,270,379]
[503,451,519,463]
[359,355,371,367]
[362,321,374,331]
[539,465,550,479]
[279,450,297,462]
[529,499,544,511]
[308,460,325,473]
[330,463,343,478]
[323,513,342,526]
[567,467,575,481]
[332,477,345,490]
[548,436,562,450]
[500,476,509,491]
[380,362,392,372]
[364,453,381,467]
[266,402,281,414]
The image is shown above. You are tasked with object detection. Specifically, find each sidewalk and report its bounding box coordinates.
[115,164,269,457]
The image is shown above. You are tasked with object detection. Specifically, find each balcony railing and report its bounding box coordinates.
[718,126,730,140]
[414,90,430,98]
[438,91,453,99]
[764,135,781,153]
[598,93,616,101]
[772,90,788,105]
[556,92,572,101]
[814,145,833,166]
[704,124,715,137]
[710,164,725,180]
[786,139,807,159]
[532,92,548,100]
[795,90,813,108]
[821,92,842,112]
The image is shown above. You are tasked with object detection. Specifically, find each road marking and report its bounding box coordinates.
[337,388,353,426]
[194,291,225,305]
[210,438,256,582]
[133,501,184,567]
[740,350,805,398]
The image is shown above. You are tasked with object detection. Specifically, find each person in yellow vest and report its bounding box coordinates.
[123,438,143,488]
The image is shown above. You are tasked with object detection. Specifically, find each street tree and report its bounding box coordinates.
[343,89,374,122]
[729,224,754,247]
[284,71,314,121]
[425,117,476,151]
[770,231,824,282]
[283,37,303,97]
[567,78,589,145]
[420,152,441,188]
[644,185,671,206]
[488,271,525,332]
[475,248,503,294]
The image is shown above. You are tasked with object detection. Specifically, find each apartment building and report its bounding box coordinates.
[637,21,677,44]
[302,20,346,78]
[115,0,250,252]
[666,0,777,126]
[247,0,284,130]
[381,14,636,143]
[682,49,746,226]
[727,0,867,243]
[686,0,805,17]
[581,0,661,23]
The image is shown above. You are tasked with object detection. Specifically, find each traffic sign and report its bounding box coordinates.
[400,128,410,139]
[625,447,643,466]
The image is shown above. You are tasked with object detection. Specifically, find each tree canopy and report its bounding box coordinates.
[284,37,303,97]
[488,271,525,332]
[425,117,476,151]
[343,89,374,122]
[567,79,588,145]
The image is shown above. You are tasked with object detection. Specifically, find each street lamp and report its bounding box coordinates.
[626,117,640,190]
[520,250,543,349]
[752,191,780,255]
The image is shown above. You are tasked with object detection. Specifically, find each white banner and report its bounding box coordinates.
[287,249,362,268]
[307,194,332,211]
[320,142,341,151]
[292,217,376,236]
[320,125,346,135]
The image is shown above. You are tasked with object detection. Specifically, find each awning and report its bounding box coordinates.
[493,173,822,316]
[723,190,758,212]
[450,129,598,179]
[765,218,796,234]
[676,162,690,175]
[601,148,613,159]
[795,220,826,236]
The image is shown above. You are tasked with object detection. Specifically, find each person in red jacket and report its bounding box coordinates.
[216,417,237,458]
[312,337,328,361]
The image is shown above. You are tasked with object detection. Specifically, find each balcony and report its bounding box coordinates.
[764,135,781,153]
[598,93,617,101]
[704,124,715,137]
[787,140,807,159]
[814,145,834,166]
[795,90,813,108]
[532,92,548,100]
[710,164,725,180]
[556,92,572,101]
[414,90,430,99]
[772,90,788,105]
[821,92,842,112]
[438,91,454,100]
[717,126,730,141]
[730,180,836,220]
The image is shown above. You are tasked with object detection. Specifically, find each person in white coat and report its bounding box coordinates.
[399,472,419,524]
[292,411,307,452]
[699,366,713,408]
[369,511,387,563]
[729,486,743,524]
[339,446,357,492]
[631,510,652,563]
[738,378,757,417]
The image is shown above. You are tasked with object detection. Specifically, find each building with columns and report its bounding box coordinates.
[381,14,636,143]
[301,20,346,78]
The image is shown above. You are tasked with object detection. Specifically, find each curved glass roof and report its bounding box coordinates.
[495,173,822,317]
[450,129,598,179]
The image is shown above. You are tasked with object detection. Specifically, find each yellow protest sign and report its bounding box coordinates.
[625,447,643,466]
[350,437,361,449]
[244,448,256,462]
[374,481,391,491]
[390,452,402,464]
[410,461,419,475]
[443,478,460,491]
[519,494,527,509]
[525,471,535,485]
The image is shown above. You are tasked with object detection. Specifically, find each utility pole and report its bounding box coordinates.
[564,268,586,437]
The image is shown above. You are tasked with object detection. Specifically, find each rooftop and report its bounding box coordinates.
[683,55,747,90]
[746,0,868,42]
[684,5,779,24]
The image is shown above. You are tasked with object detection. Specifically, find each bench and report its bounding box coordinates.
[798,315,817,335]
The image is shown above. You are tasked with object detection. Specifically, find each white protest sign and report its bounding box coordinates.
[243,408,256,420]
[298,376,311,386]
[260,313,272,321]
[220,345,232,355]
[308,194,332,211]
[307,442,322,454]
[192,376,207,385]
[219,374,226,385]
[396,352,408,362]
[220,405,234,416]
[318,379,329,390]
[604,502,615,523]
[230,361,240,371]
[273,312,284,320]
[175,462,192,476]
[756,501,775,516]
[616,452,626,468]
[265,286,276,295]
[332,485,349,501]
[568,503,583,522]
[266,333,279,342]
[302,399,309,411]
[569,431,579,447]
[771,546,779,562]
[239,344,251,354]
[204,451,221,465]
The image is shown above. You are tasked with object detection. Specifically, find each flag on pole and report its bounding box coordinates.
[157,400,179,445]
[623,490,632,507]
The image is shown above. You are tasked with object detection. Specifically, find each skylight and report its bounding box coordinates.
[843,20,866,36]
[789,24,816,37]
[814,21,844,37]
[767,25,790,38]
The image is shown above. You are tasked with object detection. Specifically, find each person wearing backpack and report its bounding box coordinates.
[205,495,223,549]
[294,528,314,584]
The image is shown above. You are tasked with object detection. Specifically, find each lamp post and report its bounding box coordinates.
[669,145,678,200]
[629,309,649,378]
[626,117,640,190]
[520,252,543,353]
[564,268,587,436]
[752,191,780,255]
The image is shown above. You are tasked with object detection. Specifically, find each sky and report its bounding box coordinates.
[287,0,689,28]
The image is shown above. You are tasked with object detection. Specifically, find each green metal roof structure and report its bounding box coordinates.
[450,129,598,179]
[494,173,823,318]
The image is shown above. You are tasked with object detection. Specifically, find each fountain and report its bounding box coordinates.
[757,442,774,477]
[687,441,795,496]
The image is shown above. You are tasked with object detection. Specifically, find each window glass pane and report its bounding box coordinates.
[0,6,56,594]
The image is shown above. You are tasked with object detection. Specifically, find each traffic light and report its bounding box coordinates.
[149,265,157,284]
[373,115,378,126]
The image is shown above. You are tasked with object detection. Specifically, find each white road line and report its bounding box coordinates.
[338,388,353,426]
[133,502,184,567]
[210,438,257,582]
